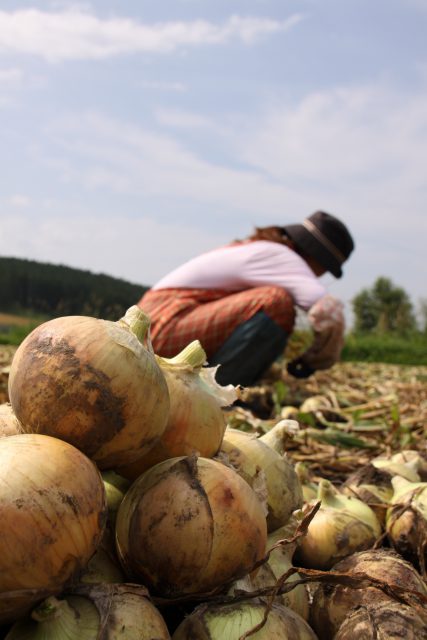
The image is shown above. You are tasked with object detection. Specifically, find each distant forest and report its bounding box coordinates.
[0,257,148,320]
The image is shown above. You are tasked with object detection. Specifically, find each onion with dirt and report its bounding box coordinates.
[115,455,267,598]
[309,548,427,639]
[0,434,107,624]
[8,306,170,468]
[5,584,171,640]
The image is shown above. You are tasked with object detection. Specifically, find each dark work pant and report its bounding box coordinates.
[209,311,289,387]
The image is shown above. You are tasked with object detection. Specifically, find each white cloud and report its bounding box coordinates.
[8,195,31,207]
[0,67,23,88]
[0,212,224,287]
[0,9,304,62]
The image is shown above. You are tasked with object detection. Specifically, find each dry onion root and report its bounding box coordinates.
[8,306,170,468]
[296,480,381,570]
[309,548,427,639]
[171,601,318,639]
[118,340,236,480]
[115,455,267,598]
[5,584,171,640]
[219,428,303,532]
[0,434,107,624]
[333,600,427,640]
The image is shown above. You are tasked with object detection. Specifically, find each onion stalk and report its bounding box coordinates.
[8,306,170,468]
[118,340,236,480]
[115,455,267,597]
[220,428,303,532]
[296,479,381,570]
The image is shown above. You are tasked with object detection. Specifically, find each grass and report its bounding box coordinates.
[0,311,47,346]
[341,332,427,366]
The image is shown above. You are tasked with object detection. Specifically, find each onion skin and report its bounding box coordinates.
[310,548,427,639]
[115,455,267,598]
[8,311,170,468]
[334,601,427,640]
[220,428,303,532]
[171,602,318,639]
[0,403,21,437]
[0,434,107,624]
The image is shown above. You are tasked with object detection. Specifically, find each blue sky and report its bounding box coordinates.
[0,1,426,325]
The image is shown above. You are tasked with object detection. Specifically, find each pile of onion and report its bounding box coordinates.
[296,479,381,570]
[219,428,303,532]
[8,306,170,468]
[5,584,171,640]
[118,340,236,480]
[172,601,317,639]
[115,455,267,597]
[0,434,107,624]
[386,475,427,566]
[309,548,427,639]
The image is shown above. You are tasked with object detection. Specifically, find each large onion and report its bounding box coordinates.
[115,455,267,597]
[310,548,427,639]
[171,601,318,639]
[5,584,171,639]
[118,341,236,480]
[0,434,107,624]
[296,480,381,570]
[8,306,170,468]
[219,428,303,532]
[334,601,427,640]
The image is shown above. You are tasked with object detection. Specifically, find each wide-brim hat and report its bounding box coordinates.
[282,211,355,278]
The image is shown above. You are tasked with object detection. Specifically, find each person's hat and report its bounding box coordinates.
[282,211,354,278]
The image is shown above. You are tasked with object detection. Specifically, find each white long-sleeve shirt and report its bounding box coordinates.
[153,241,345,369]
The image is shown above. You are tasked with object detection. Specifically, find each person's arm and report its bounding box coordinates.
[287,295,345,378]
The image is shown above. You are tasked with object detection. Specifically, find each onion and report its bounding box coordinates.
[230,519,309,620]
[171,601,318,639]
[219,428,303,532]
[115,455,267,597]
[334,601,427,640]
[101,470,131,526]
[386,476,427,567]
[5,584,171,639]
[8,306,170,468]
[296,480,381,570]
[310,548,427,639]
[389,450,427,481]
[372,457,420,482]
[0,403,21,437]
[118,341,236,480]
[0,434,107,624]
[341,463,393,525]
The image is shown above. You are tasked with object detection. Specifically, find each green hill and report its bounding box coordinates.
[0,256,148,321]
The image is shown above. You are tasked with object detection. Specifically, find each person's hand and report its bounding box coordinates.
[287,357,315,379]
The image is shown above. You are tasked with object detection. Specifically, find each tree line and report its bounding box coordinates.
[352,276,426,335]
[0,257,148,320]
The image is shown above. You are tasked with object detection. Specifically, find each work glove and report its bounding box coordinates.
[287,357,316,379]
